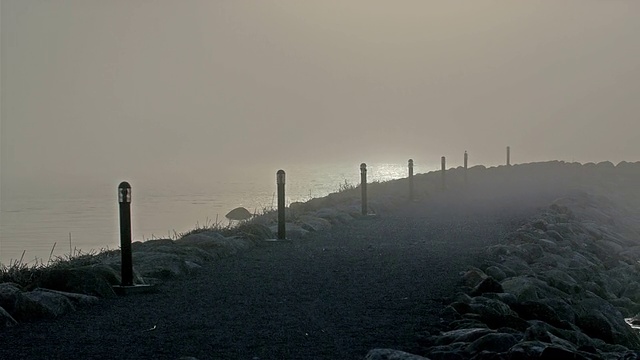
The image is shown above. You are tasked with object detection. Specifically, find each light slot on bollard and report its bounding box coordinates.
[113,182,153,296]
[277,170,286,240]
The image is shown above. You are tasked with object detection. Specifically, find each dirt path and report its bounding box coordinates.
[1,195,547,360]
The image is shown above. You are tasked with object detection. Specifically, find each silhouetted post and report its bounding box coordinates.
[118,181,133,287]
[277,170,286,240]
[441,156,446,190]
[360,163,367,215]
[507,146,511,166]
[408,159,414,201]
[464,151,468,185]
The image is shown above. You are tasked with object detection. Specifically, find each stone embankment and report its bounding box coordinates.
[380,161,640,360]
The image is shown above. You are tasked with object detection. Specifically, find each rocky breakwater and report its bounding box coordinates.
[412,166,640,359]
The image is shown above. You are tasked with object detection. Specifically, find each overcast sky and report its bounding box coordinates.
[2,1,639,194]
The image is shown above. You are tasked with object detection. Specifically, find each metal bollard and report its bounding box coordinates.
[360,163,367,215]
[464,151,468,184]
[507,146,511,166]
[408,159,414,201]
[441,156,446,190]
[118,181,133,287]
[277,170,286,240]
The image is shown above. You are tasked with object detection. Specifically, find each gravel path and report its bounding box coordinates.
[1,192,552,360]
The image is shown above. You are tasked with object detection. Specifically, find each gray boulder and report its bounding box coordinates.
[483,266,507,282]
[35,288,99,308]
[501,276,567,302]
[0,283,51,321]
[364,348,429,360]
[470,277,504,296]
[297,215,332,232]
[574,297,640,349]
[23,289,75,318]
[435,328,495,345]
[0,306,17,328]
[464,332,519,354]
[506,341,547,359]
[132,252,191,279]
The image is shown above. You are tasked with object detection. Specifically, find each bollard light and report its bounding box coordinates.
[360,163,368,216]
[112,181,154,295]
[464,151,468,184]
[276,170,286,240]
[117,181,133,287]
[408,159,414,201]
[441,156,446,190]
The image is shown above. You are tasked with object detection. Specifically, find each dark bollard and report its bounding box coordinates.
[360,163,367,215]
[507,146,511,166]
[277,170,286,240]
[464,151,468,184]
[118,181,133,287]
[408,159,414,201]
[441,156,446,190]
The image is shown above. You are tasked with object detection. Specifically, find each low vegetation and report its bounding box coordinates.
[0,246,119,289]
[0,177,385,289]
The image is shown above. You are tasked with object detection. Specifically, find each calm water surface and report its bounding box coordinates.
[1,163,433,265]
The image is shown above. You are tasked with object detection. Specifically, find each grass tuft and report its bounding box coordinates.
[0,246,119,289]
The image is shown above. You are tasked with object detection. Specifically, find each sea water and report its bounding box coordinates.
[1,162,436,265]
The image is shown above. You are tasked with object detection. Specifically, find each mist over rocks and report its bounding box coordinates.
[413,161,640,360]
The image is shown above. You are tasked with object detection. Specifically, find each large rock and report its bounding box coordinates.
[506,341,547,359]
[501,276,567,302]
[574,298,640,349]
[364,348,429,360]
[23,289,75,318]
[225,207,252,221]
[464,332,519,354]
[132,252,191,279]
[0,306,17,328]
[470,277,504,296]
[0,283,51,321]
[35,288,100,308]
[541,269,581,295]
[511,301,569,329]
[297,215,332,232]
[435,328,495,345]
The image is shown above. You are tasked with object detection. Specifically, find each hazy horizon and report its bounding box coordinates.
[2,1,639,196]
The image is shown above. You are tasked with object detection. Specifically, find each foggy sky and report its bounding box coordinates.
[2,1,639,194]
